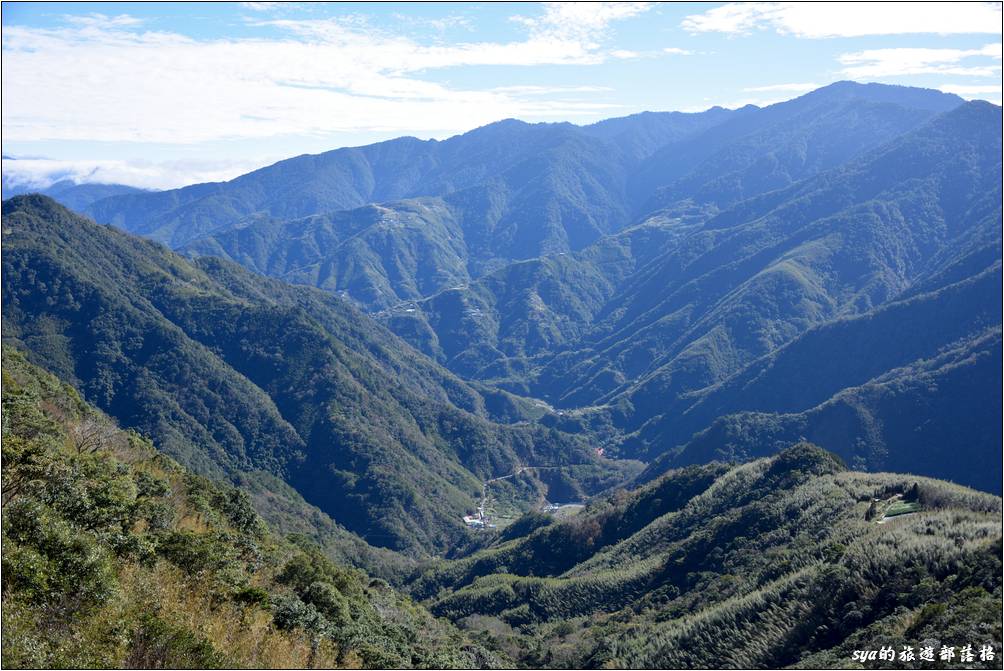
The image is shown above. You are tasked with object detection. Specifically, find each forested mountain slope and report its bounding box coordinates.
[660,327,1002,493]
[521,102,1002,491]
[409,444,1002,668]
[182,198,473,311]
[0,348,502,669]
[632,81,961,214]
[625,262,1002,490]
[94,84,958,298]
[355,100,1002,495]
[72,85,1000,500]
[177,88,973,391]
[531,100,1001,410]
[1,195,631,558]
[85,108,735,254]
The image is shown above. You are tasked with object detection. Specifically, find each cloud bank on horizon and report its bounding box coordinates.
[2,1,1001,190]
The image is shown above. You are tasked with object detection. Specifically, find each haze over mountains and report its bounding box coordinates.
[2,169,145,211]
[38,81,998,494]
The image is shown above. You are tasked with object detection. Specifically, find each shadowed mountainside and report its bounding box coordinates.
[2,195,633,557]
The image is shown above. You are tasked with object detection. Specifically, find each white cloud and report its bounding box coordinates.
[743,82,822,93]
[490,85,613,95]
[937,83,1003,95]
[663,47,694,56]
[682,4,767,36]
[937,82,1003,104]
[512,2,652,45]
[63,13,144,28]
[2,5,651,145]
[240,2,284,12]
[2,156,272,191]
[838,43,1002,78]
[390,13,473,33]
[682,2,1003,38]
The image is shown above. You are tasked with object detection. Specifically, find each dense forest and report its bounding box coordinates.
[1,195,631,560]
[73,84,1001,494]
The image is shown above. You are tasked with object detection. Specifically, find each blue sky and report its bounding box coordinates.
[2,1,1001,189]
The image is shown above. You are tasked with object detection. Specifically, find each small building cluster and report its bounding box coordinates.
[462,514,495,529]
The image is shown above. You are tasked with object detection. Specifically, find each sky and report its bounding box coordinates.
[2,1,1001,190]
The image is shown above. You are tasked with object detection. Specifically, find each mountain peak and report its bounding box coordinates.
[3,192,67,217]
[798,80,963,111]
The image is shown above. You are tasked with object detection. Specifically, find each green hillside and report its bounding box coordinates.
[9,346,996,669]
[409,444,1002,668]
[348,100,1003,495]
[661,327,1002,492]
[183,198,472,312]
[634,81,960,213]
[533,100,1001,412]
[98,84,959,317]
[84,114,679,254]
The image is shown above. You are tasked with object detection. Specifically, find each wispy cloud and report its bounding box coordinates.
[663,47,694,56]
[838,43,1002,78]
[511,2,652,45]
[490,85,614,95]
[63,13,144,28]
[2,156,271,191]
[682,2,1002,38]
[390,13,473,33]
[240,2,284,12]
[937,83,1003,95]
[2,4,651,145]
[937,82,1002,104]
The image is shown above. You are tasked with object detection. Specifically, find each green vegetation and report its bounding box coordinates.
[409,444,1002,668]
[634,81,959,213]
[1,347,503,669]
[642,323,1002,493]
[2,194,631,558]
[540,100,1003,495]
[4,357,998,669]
[884,501,922,518]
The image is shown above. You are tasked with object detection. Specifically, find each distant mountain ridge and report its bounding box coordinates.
[69,82,1003,495]
[172,83,961,319]
[88,82,960,261]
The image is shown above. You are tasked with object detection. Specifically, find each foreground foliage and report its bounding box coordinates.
[0,348,503,668]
